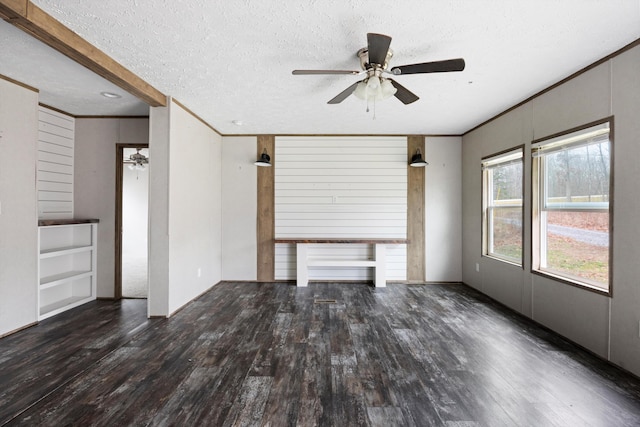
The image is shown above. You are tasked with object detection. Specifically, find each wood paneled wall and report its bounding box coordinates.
[256,135,275,281]
[407,136,426,281]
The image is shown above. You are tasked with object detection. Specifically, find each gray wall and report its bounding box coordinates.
[221,136,257,281]
[462,45,640,376]
[425,136,462,282]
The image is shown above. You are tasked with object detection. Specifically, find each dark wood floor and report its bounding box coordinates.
[1,282,640,426]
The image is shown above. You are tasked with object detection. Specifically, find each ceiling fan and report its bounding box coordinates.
[292,33,465,105]
[124,148,148,171]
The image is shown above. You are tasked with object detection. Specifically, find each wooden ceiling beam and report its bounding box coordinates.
[0,0,26,19]
[0,0,166,107]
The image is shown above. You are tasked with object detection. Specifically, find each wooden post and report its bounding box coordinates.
[256,135,275,281]
[407,136,426,282]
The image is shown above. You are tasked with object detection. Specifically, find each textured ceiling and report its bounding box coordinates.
[3,1,640,135]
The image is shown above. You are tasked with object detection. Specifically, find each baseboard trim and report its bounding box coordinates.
[0,321,38,339]
[167,281,222,318]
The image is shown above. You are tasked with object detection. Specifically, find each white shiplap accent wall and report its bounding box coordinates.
[37,106,75,219]
[275,136,407,281]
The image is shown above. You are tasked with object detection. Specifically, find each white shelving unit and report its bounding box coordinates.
[38,221,98,320]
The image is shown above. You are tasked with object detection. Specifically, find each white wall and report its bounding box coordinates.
[149,99,223,316]
[221,136,257,281]
[148,105,170,316]
[167,101,222,314]
[425,136,462,282]
[274,136,408,281]
[461,44,640,376]
[74,118,149,298]
[37,106,74,219]
[218,135,462,284]
[0,78,38,336]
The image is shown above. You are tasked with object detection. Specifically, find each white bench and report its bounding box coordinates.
[274,239,408,287]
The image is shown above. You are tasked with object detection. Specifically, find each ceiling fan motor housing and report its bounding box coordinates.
[357,47,394,71]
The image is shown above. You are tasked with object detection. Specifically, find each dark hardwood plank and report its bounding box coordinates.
[223,376,273,426]
[259,343,306,426]
[366,406,411,427]
[0,299,149,424]
[2,282,640,426]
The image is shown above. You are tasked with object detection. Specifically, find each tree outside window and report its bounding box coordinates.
[532,120,612,292]
[482,148,524,265]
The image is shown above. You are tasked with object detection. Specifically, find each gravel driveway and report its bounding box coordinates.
[548,224,608,247]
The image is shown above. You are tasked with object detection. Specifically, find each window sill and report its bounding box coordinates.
[531,269,611,297]
[482,254,523,268]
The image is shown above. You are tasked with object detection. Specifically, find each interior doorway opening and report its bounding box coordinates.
[116,144,149,299]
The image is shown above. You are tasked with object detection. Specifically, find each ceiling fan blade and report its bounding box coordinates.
[389,79,419,104]
[391,58,465,75]
[327,81,361,104]
[292,70,360,75]
[367,33,392,66]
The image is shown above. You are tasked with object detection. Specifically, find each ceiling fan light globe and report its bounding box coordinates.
[367,75,380,90]
[380,79,397,99]
[353,82,368,100]
[353,77,397,103]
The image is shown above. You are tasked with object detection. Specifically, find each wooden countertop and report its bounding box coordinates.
[274,238,408,244]
[38,218,100,226]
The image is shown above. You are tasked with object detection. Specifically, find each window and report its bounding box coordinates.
[482,147,524,265]
[532,119,612,293]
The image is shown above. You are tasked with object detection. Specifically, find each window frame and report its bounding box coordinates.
[531,117,614,296]
[481,146,524,266]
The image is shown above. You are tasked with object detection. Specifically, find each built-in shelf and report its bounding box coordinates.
[40,296,92,320]
[40,271,93,289]
[307,259,377,267]
[38,221,98,320]
[40,245,93,259]
[284,239,408,287]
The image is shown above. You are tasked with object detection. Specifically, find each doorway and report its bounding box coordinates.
[115,144,149,299]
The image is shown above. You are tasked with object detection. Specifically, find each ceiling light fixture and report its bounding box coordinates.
[232,120,243,126]
[101,91,122,99]
[409,148,428,167]
[353,75,397,103]
[254,148,272,167]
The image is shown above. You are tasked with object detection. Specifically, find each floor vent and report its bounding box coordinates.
[314,298,337,304]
